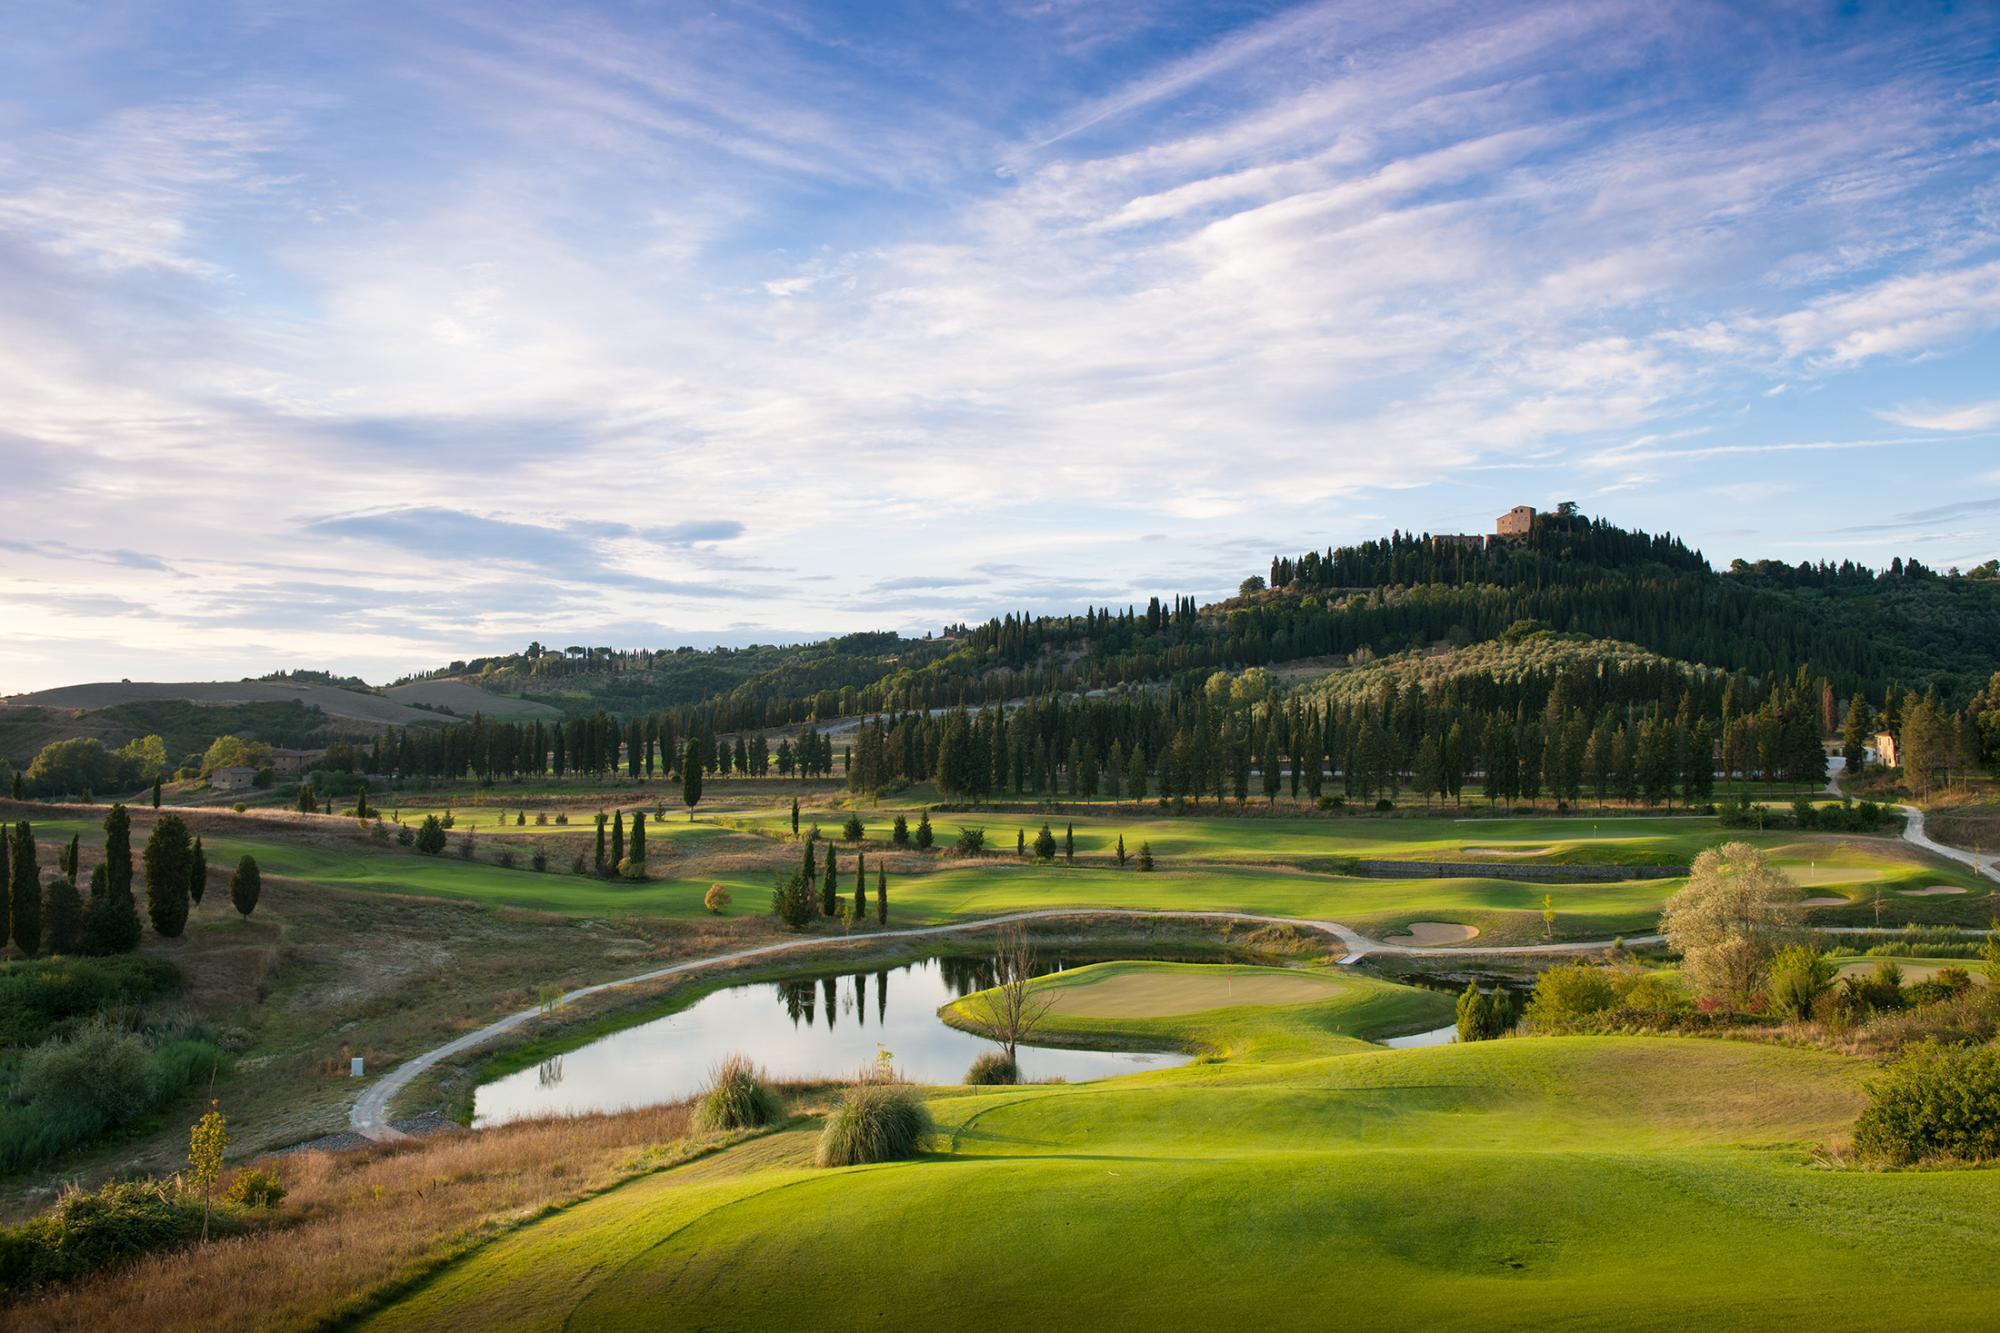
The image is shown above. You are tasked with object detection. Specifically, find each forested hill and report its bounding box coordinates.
[412,508,1997,727]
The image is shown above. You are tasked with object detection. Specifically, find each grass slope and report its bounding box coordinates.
[358,1034,2000,1331]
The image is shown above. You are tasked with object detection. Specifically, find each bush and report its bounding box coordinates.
[414,814,447,855]
[531,848,548,872]
[815,1082,933,1167]
[0,956,179,1049]
[891,814,910,846]
[18,1025,161,1129]
[1769,945,1837,1021]
[693,1055,782,1132]
[395,823,414,846]
[954,826,986,856]
[1523,963,1620,1029]
[1455,984,1514,1041]
[1853,1040,2000,1166]
[704,884,731,914]
[842,815,864,842]
[965,1050,1020,1085]
[0,1178,205,1295]
[223,1166,285,1209]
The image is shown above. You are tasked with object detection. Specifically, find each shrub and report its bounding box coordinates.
[496,850,516,869]
[815,1082,933,1167]
[223,1166,285,1209]
[914,811,933,849]
[704,884,731,914]
[1455,984,1514,1041]
[891,814,910,846]
[1374,797,1394,812]
[965,1050,1020,1085]
[0,1178,205,1295]
[1853,1040,2000,1165]
[1137,841,1155,871]
[693,1055,782,1132]
[954,826,986,856]
[0,955,179,1049]
[530,848,548,872]
[19,1025,161,1130]
[1768,945,1837,1021]
[842,814,864,842]
[413,815,446,855]
[395,824,414,846]
[1523,963,1620,1029]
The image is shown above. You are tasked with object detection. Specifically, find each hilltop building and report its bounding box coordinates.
[1427,505,1539,551]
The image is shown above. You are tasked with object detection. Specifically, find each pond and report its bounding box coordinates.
[473,952,1197,1126]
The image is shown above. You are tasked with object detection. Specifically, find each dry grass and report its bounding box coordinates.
[8,1103,710,1332]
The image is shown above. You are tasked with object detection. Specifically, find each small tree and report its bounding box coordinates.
[1456,983,1514,1041]
[1661,841,1804,1006]
[1033,823,1056,860]
[854,849,868,919]
[705,883,731,913]
[151,778,162,809]
[1064,822,1074,863]
[189,836,207,907]
[843,814,864,842]
[876,864,887,924]
[230,855,261,919]
[771,870,814,929]
[971,924,1055,1062]
[1540,893,1555,939]
[1116,833,1128,867]
[1016,829,1026,857]
[823,845,839,916]
[915,810,934,849]
[891,813,909,846]
[142,814,192,939]
[790,797,800,839]
[626,809,647,876]
[415,814,447,855]
[1768,944,1836,1020]
[682,739,704,820]
[189,1101,228,1243]
[10,820,39,955]
[1137,841,1155,872]
[42,876,85,954]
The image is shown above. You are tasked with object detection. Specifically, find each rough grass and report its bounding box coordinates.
[693,1056,783,1132]
[8,1103,703,1331]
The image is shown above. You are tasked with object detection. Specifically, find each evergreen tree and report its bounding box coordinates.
[628,810,646,871]
[1116,833,1128,866]
[415,814,448,855]
[683,738,705,819]
[791,797,800,839]
[143,814,193,938]
[823,845,839,916]
[10,821,40,955]
[230,855,261,919]
[802,836,818,907]
[1127,745,1148,802]
[84,813,142,955]
[915,810,933,849]
[63,833,79,881]
[1016,828,1026,857]
[1064,822,1075,862]
[42,876,84,954]
[189,835,207,906]
[855,849,867,919]
[610,810,625,873]
[1841,693,1870,779]
[1034,823,1056,860]
[151,778,162,809]
[892,812,909,846]
[876,864,887,924]
[0,824,9,953]
[1137,841,1155,872]
[594,813,607,873]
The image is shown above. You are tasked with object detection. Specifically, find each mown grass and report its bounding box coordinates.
[344,1034,2000,1332]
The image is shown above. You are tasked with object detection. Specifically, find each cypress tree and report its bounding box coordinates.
[683,738,704,819]
[1117,833,1127,866]
[876,864,887,924]
[143,814,193,938]
[628,809,646,870]
[64,834,79,881]
[1017,828,1026,857]
[790,797,800,839]
[610,810,625,872]
[855,849,867,919]
[823,845,839,916]
[803,837,818,904]
[151,778,161,809]
[1064,822,1074,862]
[189,835,207,906]
[83,858,139,955]
[10,821,39,955]
[42,877,84,954]
[230,855,261,919]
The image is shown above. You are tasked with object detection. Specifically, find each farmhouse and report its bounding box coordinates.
[211,765,259,792]
[1873,731,1899,768]
[1495,504,1536,540]
[266,747,327,777]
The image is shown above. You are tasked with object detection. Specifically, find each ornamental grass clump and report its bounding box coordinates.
[815,1082,933,1167]
[964,1050,1020,1085]
[692,1055,782,1133]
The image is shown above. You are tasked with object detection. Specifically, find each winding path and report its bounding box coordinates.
[348,788,1994,1139]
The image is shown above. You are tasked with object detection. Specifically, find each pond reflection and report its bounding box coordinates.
[473,952,1199,1127]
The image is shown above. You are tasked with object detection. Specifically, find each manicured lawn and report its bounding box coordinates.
[358,1032,2000,1330]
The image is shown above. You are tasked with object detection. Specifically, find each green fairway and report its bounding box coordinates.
[357,1031,2000,1331]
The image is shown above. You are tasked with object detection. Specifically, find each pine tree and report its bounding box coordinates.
[143,814,193,939]
[594,813,607,873]
[683,738,704,819]
[876,864,887,924]
[915,810,933,849]
[42,876,84,954]
[791,797,800,839]
[151,777,162,809]
[1017,827,1027,857]
[1841,694,1870,780]
[1116,833,1127,866]
[64,833,79,881]
[892,813,909,846]
[230,855,261,919]
[186,835,206,907]
[1034,823,1056,860]
[1137,841,1155,872]
[1064,822,1074,862]
[10,821,39,955]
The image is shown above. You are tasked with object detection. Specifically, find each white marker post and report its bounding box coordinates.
[351,1056,365,1078]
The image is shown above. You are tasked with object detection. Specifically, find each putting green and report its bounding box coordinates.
[1032,963,1344,1018]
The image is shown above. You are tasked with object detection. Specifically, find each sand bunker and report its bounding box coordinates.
[1897,886,1968,897]
[1383,922,1481,947]
[1042,970,1344,1018]
[1799,896,1847,907]
[1462,847,1553,857]
[1835,960,1988,985]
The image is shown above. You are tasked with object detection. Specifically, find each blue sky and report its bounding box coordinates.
[2,0,1998,691]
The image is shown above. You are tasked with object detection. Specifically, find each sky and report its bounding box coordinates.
[2,0,1999,692]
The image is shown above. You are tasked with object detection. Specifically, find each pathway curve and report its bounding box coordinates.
[347,908,1653,1137]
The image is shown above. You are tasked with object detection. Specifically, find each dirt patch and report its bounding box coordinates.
[1383,922,1481,947]
[1898,886,1968,896]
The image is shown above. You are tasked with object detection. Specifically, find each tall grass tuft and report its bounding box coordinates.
[815,1082,933,1167]
[692,1055,783,1132]
[964,1050,1019,1085]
